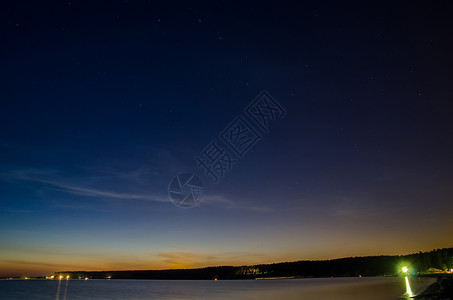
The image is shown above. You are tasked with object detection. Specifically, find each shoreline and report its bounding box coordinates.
[414,276,453,299]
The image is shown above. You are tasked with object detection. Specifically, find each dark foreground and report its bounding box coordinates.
[415,276,453,299]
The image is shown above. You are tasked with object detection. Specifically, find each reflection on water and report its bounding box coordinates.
[63,278,69,300]
[0,276,436,300]
[55,277,69,300]
[55,278,61,300]
[405,276,413,298]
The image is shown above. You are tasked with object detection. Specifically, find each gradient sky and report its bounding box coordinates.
[1,1,453,276]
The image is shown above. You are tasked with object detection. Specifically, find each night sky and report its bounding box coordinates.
[1,1,453,276]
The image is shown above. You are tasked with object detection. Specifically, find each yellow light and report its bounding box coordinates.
[66,275,70,279]
[405,276,413,297]
[59,275,63,279]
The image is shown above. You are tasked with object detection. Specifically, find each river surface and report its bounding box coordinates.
[0,277,435,300]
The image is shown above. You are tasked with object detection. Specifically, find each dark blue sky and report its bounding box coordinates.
[1,1,453,276]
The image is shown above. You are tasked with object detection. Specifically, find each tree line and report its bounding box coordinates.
[56,247,453,280]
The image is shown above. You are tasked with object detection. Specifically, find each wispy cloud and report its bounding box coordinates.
[39,179,167,202]
[153,250,268,269]
[155,251,217,268]
[0,166,302,213]
[2,259,76,268]
[200,194,306,213]
[0,167,168,203]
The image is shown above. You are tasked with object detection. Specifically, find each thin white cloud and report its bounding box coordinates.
[0,167,301,212]
[0,167,168,202]
[43,180,167,202]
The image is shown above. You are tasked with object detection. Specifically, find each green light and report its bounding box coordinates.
[402,266,408,273]
[405,276,413,297]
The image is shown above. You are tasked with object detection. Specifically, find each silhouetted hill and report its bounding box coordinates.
[56,247,453,280]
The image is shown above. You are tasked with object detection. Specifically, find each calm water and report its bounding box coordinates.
[0,277,435,300]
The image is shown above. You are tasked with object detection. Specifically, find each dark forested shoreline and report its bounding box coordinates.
[53,248,453,280]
